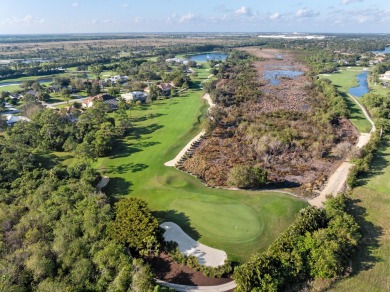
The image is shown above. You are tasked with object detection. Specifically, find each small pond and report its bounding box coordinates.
[263,70,304,86]
[348,71,369,97]
[189,53,228,62]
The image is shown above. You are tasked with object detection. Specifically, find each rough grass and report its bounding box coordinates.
[329,138,390,291]
[91,66,308,262]
[321,68,372,133]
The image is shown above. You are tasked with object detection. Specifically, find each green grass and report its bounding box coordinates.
[329,138,390,291]
[89,66,308,262]
[321,67,372,133]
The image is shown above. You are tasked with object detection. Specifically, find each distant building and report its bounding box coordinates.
[121,91,148,102]
[3,114,30,126]
[165,58,189,65]
[82,94,118,111]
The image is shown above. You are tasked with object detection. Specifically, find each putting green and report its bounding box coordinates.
[169,199,261,242]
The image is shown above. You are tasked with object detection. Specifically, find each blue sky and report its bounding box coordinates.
[0,0,389,34]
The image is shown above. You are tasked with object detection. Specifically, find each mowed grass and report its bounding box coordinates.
[321,68,372,133]
[329,138,390,291]
[95,66,307,262]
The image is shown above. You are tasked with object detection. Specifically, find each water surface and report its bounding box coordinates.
[263,70,304,86]
[348,71,369,97]
[189,53,228,62]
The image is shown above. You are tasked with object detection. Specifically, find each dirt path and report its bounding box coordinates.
[156,279,236,292]
[308,94,375,208]
[164,94,214,167]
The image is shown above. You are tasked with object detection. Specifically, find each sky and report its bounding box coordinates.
[0,0,389,34]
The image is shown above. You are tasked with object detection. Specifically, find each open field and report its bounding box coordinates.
[92,66,308,262]
[321,67,372,133]
[329,138,390,291]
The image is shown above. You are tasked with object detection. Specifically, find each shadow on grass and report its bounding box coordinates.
[347,198,383,273]
[110,140,161,159]
[131,123,164,139]
[104,177,133,197]
[131,112,166,123]
[103,162,149,174]
[154,209,201,241]
[340,92,367,121]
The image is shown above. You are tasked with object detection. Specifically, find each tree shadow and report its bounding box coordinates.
[131,112,166,123]
[101,162,149,174]
[153,209,201,241]
[347,198,383,273]
[104,177,133,197]
[146,255,172,279]
[110,140,160,159]
[170,271,195,286]
[131,123,164,138]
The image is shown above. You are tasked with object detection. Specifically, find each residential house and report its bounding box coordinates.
[121,91,148,102]
[3,114,30,126]
[25,89,40,97]
[158,82,175,95]
[82,94,119,111]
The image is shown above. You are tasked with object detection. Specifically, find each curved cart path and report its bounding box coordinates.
[309,93,375,208]
[156,279,236,292]
[164,94,214,167]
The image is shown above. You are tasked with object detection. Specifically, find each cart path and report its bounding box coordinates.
[156,279,236,292]
[308,93,375,208]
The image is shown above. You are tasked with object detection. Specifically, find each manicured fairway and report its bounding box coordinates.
[96,65,308,262]
[321,68,372,133]
[329,138,390,291]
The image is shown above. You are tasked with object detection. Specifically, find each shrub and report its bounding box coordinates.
[227,165,267,188]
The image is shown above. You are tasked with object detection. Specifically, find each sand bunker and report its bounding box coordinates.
[160,222,227,267]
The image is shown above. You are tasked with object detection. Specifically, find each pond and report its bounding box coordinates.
[0,78,53,88]
[372,46,390,54]
[348,71,369,97]
[189,52,228,62]
[263,70,304,86]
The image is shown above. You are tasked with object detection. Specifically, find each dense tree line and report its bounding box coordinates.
[6,101,130,159]
[0,140,158,291]
[233,195,361,291]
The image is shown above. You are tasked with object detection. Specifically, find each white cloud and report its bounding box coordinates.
[1,15,45,25]
[270,12,281,21]
[72,2,78,7]
[121,3,128,8]
[133,16,143,23]
[296,9,320,18]
[180,13,196,24]
[235,6,252,16]
[341,0,363,4]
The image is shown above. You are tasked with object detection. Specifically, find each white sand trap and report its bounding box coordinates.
[160,222,227,267]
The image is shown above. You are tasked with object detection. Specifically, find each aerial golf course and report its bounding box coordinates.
[94,64,308,262]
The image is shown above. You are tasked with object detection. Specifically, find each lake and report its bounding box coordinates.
[263,70,304,86]
[0,78,53,88]
[372,46,390,54]
[348,71,369,97]
[189,53,228,62]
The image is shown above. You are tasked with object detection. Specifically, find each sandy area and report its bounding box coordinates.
[164,94,214,167]
[160,222,227,267]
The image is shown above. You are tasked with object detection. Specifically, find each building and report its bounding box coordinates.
[121,91,148,102]
[82,94,119,111]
